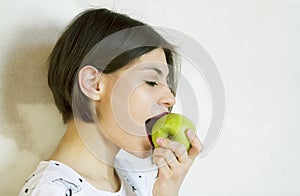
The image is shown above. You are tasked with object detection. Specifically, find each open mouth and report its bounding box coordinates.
[145,112,169,147]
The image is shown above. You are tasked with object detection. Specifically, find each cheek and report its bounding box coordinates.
[128,86,154,123]
[109,80,151,136]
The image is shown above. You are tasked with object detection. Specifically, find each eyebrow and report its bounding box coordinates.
[141,67,169,78]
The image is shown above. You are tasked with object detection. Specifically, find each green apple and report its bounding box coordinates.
[151,113,196,150]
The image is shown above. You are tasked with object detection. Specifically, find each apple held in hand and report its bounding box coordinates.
[146,113,196,150]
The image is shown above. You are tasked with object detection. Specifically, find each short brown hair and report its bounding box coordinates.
[48,8,179,124]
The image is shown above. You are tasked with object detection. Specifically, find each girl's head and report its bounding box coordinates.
[48,8,180,154]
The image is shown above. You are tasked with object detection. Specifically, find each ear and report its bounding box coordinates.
[78,65,103,101]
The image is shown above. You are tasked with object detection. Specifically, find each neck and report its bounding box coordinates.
[49,119,121,192]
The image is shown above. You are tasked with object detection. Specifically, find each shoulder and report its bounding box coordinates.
[19,161,83,196]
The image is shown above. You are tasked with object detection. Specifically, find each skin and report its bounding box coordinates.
[50,48,203,195]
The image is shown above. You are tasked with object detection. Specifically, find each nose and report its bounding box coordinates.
[158,84,176,109]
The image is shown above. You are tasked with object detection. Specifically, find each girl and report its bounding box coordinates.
[19,8,202,196]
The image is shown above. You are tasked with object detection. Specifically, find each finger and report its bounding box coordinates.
[152,155,170,175]
[186,129,204,159]
[155,137,189,163]
[152,147,178,169]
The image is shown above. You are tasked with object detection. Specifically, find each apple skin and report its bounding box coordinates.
[151,113,196,150]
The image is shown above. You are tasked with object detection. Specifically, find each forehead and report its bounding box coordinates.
[136,48,167,64]
[122,48,169,75]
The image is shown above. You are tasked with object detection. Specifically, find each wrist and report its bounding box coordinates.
[152,184,179,196]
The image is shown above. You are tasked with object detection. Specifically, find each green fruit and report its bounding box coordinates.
[151,113,196,150]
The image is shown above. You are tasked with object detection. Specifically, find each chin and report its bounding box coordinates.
[123,143,152,158]
[132,150,152,159]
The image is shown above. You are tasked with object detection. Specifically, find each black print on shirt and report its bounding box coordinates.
[131,185,137,192]
[123,175,137,193]
[52,178,82,196]
[25,173,35,183]
[23,173,36,194]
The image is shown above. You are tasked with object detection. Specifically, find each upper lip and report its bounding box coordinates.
[146,111,169,123]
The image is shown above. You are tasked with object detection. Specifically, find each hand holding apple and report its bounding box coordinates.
[149,114,203,196]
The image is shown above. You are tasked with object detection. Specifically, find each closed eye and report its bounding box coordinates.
[145,81,158,87]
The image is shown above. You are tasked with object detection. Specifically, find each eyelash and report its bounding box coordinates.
[145,81,158,87]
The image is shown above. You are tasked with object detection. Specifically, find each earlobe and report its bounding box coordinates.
[78,65,103,101]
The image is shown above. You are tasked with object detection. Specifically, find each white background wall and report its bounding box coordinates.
[1,0,299,195]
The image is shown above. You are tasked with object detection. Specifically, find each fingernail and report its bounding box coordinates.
[187,129,193,138]
[156,138,164,144]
